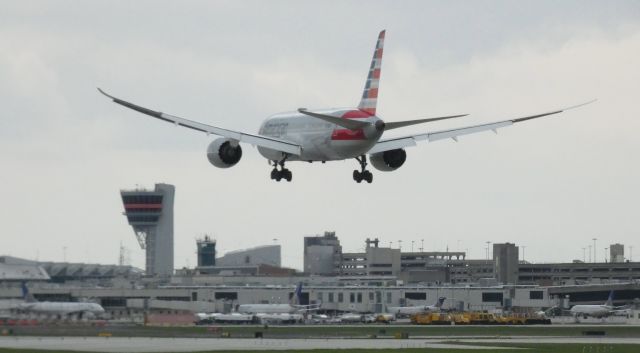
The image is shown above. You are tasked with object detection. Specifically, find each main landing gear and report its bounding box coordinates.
[353,155,373,183]
[270,157,292,182]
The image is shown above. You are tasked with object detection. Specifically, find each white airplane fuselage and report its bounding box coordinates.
[570,305,612,318]
[237,303,297,314]
[257,109,383,162]
[256,312,303,323]
[388,305,439,316]
[17,301,105,317]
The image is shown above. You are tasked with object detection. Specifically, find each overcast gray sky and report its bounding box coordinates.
[1,1,639,270]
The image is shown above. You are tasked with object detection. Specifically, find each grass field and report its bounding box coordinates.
[203,324,640,338]
[6,324,640,338]
[0,343,639,353]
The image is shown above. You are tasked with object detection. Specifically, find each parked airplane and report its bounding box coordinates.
[196,284,314,324]
[237,283,319,314]
[569,291,628,319]
[15,283,105,319]
[207,313,255,324]
[99,30,593,183]
[388,296,446,316]
[255,312,303,324]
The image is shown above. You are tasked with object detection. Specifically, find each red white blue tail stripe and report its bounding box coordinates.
[358,30,385,115]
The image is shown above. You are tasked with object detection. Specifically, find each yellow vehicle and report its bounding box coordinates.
[468,312,498,325]
[375,314,394,324]
[450,313,471,325]
[410,312,452,325]
[411,311,549,325]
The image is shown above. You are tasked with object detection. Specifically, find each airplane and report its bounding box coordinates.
[388,296,446,316]
[569,291,628,319]
[255,312,303,324]
[236,283,320,314]
[15,283,105,320]
[99,30,594,183]
[210,312,255,324]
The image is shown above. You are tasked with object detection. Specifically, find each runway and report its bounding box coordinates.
[2,336,640,352]
[0,336,509,352]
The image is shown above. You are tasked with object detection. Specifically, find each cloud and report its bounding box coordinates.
[1,2,639,269]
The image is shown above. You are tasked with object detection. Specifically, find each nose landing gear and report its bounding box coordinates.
[270,156,292,182]
[353,155,373,183]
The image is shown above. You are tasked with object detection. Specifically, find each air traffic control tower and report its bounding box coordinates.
[120,183,175,276]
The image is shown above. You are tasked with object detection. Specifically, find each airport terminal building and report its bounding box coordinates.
[2,185,640,323]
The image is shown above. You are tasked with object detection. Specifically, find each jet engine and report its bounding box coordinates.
[207,138,242,168]
[370,149,407,171]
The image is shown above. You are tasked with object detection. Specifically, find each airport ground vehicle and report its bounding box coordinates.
[411,311,551,325]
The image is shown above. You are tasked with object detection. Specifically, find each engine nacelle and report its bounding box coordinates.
[207,138,242,168]
[370,149,407,171]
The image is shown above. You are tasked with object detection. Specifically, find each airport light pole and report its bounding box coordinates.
[588,245,592,262]
[421,239,424,252]
[521,245,526,263]
[592,238,597,263]
[398,240,403,251]
[582,247,586,262]
[485,241,491,260]
[604,247,608,263]
[411,240,415,252]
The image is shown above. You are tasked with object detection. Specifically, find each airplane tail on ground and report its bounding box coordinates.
[605,291,614,307]
[357,30,385,115]
[21,282,37,303]
[435,297,446,308]
[294,282,303,305]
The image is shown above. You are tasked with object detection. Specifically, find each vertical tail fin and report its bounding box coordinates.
[357,30,386,115]
[295,282,303,305]
[21,282,37,303]
[605,291,614,306]
[436,297,446,308]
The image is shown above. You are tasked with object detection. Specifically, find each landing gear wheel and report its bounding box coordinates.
[353,155,373,183]
[363,170,373,183]
[269,157,293,182]
[282,169,292,182]
[353,170,362,183]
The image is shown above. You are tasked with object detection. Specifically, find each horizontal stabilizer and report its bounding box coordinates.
[298,109,372,131]
[384,114,468,131]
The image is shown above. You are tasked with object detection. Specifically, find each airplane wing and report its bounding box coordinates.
[292,304,322,312]
[368,100,595,154]
[98,88,302,156]
[612,305,632,311]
